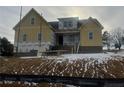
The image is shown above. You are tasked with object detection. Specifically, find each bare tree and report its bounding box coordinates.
[110,27,124,50]
[102,31,111,50]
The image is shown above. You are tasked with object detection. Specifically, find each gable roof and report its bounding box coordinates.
[88,17,104,29]
[13,8,54,31]
[48,21,58,30]
[48,17,104,31]
[13,8,103,31]
[79,17,104,30]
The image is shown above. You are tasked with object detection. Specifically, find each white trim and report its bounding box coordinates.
[14,42,52,53]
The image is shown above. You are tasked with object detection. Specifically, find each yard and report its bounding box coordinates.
[0,50,124,86]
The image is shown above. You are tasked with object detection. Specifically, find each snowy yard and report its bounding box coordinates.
[0,50,124,87]
[0,50,124,79]
[1,51,124,86]
[61,52,124,63]
[20,50,124,63]
[103,45,124,50]
[0,81,65,87]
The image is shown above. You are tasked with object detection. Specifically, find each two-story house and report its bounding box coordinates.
[49,17,103,53]
[13,8,103,55]
[13,8,55,54]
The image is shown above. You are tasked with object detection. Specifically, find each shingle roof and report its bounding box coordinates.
[48,17,103,31]
[48,21,59,30]
[48,19,90,30]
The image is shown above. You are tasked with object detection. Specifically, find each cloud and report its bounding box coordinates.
[0,6,124,43]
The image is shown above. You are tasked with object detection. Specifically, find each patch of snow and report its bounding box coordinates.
[66,84,76,87]
[4,81,13,84]
[70,73,72,77]
[82,63,88,77]
[24,81,30,85]
[121,45,124,49]
[103,45,124,50]
[20,56,41,59]
[30,65,34,69]
[0,81,3,84]
[103,66,107,73]
[52,73,54,76]
[18,81,21,84]
[109,73,116,78]
[57,60,63,63]
[20,70,23,73]
[60,53,124,63]
[4,59,8,61]
[34,73,38,75]
[117,50,124,55]
[32,82,37,86]
[32,71,34,73]
[22,68,24,71]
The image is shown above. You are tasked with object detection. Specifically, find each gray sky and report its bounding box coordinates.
[0,6,124,44]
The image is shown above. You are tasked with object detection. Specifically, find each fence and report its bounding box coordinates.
[0,74,124,87]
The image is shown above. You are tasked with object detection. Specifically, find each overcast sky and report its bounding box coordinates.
[0,6,124,43]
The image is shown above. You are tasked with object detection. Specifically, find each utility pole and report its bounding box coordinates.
[16,6,22,53]
[39,13,42,47]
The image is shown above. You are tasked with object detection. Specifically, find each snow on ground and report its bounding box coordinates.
[60,52,124,63]
[20,56,41,59]
[103,45,124,50]
[19,49,124,63]
[62,53,112,60]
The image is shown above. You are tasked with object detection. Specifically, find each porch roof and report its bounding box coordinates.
[54,30,80,34]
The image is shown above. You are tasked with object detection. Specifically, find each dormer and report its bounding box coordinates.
[58,17,79,30]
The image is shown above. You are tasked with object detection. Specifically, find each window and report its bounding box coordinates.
[88,32,93,40]
[64,21,68,27]
[38,32,42,41]
[68,21,73,27]
[31,17,35,25]
[63,21,73,28]
[69,35,74,42]
[23,34,27,41]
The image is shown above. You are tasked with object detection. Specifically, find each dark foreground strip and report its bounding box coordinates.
[0,74,124,87]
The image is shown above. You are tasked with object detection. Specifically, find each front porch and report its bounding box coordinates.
[54,32,80,53]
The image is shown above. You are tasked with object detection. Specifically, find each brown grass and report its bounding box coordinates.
[0,57,124,79]
[0,81,65,87]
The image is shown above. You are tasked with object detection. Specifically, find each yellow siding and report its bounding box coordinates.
[14,9,53,44]
[14,31,18,42]
[80,22,102,46]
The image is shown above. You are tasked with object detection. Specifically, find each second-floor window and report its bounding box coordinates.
[88,32,93,40]
[68,21,73,27]
[64,21,68,27]
[63,21,73,28]
[23,34,27,41]
[31,17,35,25]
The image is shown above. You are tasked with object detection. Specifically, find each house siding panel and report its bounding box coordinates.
[14,9,54,53]
[80,21,102,47]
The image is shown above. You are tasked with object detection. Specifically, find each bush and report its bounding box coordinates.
[0,37,14,56]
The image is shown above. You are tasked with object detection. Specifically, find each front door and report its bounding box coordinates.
[58,35,63,46]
